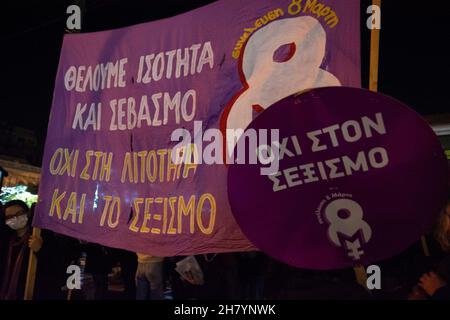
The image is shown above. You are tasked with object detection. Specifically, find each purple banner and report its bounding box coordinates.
[227,87,449,269]
[35,0,361,256]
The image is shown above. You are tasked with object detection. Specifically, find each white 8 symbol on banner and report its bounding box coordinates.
[324,198,372,260]
[223,16,341,157]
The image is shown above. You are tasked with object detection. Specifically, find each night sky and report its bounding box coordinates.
[1,0,449,165]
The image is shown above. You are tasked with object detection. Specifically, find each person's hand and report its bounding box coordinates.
[419,272,447,296]
[28,235,43,253]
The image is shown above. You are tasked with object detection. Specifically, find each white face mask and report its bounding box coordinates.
[5,214,28,230]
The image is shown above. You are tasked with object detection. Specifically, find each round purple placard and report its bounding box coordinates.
[227,87,449,270]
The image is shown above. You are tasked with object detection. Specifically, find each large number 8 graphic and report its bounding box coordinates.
[221,16,341,159]
[324,198,372,260]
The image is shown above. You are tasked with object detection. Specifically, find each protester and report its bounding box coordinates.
[111,248,137,299]
[417,200,450,299]
[238,251,267,300]
[0,203,11,281]
[83,243,114,299]
[46,234,82,300]
[0,200,43,299]
[135,253,164,300]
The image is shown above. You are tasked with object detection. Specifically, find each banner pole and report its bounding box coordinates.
[420,236,430,257]
[24,227,41,300]
[369,0,381,92]
[353,264,368,290]
[353,0,382,288]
